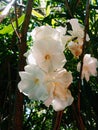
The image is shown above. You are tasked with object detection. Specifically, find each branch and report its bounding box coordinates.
[11,21,21,43]
[21,0,33,41]
[72,103,85,130]
[53,111,63,130]
[76,0,80,8]
[75,0,90,130]
[14,1,33,130]
[78,0,90,112]
[64,0,73,18]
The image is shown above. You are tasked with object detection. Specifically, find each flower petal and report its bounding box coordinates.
[31,25,60,41]
[52,89,74,111]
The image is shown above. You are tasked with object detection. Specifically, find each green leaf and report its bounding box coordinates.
[51,19,56,27]
[32,9,44,19]
[0,14,25,34]
[46,5,50,17]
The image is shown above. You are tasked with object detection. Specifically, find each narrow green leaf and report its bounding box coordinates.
[46,5,50,17]
[32,9,44,19]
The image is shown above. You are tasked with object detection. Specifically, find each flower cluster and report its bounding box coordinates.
[18,18,98,111]
[18,25,73,111]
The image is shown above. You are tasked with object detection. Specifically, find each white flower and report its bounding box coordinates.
[18,64,48,100]
[62,18,90,58]
[32,38,66,72]
[44,69,73,111]
[77,54,98,81]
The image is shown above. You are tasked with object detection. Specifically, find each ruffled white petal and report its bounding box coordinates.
[52,89,74,111]
[24,49,36,65]
[31,25,60,41]
[54,69,73,88]
[56,26,66,36]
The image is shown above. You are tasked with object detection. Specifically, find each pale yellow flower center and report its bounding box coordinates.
[52,82,60,87]
[34,78,39,84]
[45,54,51,60]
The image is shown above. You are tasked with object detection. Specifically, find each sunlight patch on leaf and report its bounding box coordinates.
[0,14,25,34]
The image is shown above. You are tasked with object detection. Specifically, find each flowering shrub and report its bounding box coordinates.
[18,18,98,111]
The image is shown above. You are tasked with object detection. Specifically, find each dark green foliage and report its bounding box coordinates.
[0,0,98,130]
